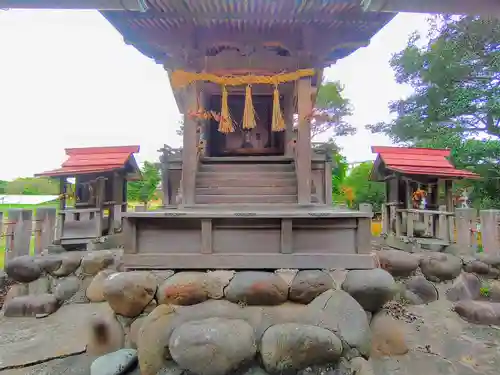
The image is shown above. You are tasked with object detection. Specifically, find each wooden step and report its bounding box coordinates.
[196,194,297,204]
[196,186,298,195]
[201,156,294,163]
[199,163,294,172]
[197,171,296,180]
[197,177,296,188]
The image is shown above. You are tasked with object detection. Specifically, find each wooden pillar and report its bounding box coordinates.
[181,84,199,206]
[296,78,312,205]
[284,93,295,157]
[54,178,66,243]
[445,180,453,211]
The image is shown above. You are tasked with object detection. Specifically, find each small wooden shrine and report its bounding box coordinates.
[370,146,479,251]
[36,146,141,248]
[98,1,396,270]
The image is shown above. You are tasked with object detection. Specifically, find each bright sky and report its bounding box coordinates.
[0,10,429,181]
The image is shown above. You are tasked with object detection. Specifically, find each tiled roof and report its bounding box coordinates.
[36,145,140,177]
[371,146,480,179]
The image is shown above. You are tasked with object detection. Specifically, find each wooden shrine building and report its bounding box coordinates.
[370,146,479,251]
[36,145,141,248]
[97,0,397,270]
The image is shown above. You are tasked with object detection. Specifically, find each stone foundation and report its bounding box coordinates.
[3,248,500,375]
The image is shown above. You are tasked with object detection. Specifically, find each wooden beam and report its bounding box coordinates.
[123,253,377,270]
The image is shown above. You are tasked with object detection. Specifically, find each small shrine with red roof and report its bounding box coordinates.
[36,145,141,248]
[370,146,479,251]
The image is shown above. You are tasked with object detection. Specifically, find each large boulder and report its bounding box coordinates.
[224,271,289,305]
[402,276,438,305]
[137,304,179,375]
[156,271,231,305]
[103,271,157,317]
[81,251,115,276]
[289,270,334,304]
[370,311,409,358]
[87,269,117,302]
[260,323,343,374]
[464,260,492,275]
[169,317,256,375]
[308,290,372,356]
[3,293,60,317]
[49,253,82,277]
[475,253,500,269]
[5,256,42,283]
[419,253,462,282]
[377,250,419,277]
[342,269,397,312]
[446,273,481,302]
[35,254,64,274]
[453,300,500,325]
[52,276,81,302]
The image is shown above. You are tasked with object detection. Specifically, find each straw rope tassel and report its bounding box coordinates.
[271,85,285,132]
[242,85,257,130]
[218,86,234,134]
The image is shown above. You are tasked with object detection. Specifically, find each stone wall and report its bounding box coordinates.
[3,249,500,375]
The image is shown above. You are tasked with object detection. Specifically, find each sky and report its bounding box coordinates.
[0,10,429,181]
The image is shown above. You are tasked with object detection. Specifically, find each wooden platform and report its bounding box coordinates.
[122,205,374,270]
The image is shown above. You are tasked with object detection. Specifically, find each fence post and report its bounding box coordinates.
[8,208,33,258]
[455,207,477,256]
[480,209,500,254]
[0,211,3,266]
[357,203,373,254]
[34,207,57,254]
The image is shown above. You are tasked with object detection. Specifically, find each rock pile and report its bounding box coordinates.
[5,247,500,375]
[376,249,500,325]
[82,268,397,375]
[2,250,122,317]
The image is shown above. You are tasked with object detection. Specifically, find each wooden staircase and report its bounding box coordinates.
[195,157,298,204]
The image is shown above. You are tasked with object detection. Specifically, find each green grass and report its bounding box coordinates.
[0,202,59,269]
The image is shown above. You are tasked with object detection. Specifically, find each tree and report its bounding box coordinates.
[417,135,500,209]
[313,80,355,141]
[127,161,161,206]
[331,152,349,204]
[0,180,7,194]
[367,16,500,209]
[5,177,59,195]
[367,16,500,143]
[341,162,386,212]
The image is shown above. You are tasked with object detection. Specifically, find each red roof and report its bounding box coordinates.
[36,145,140,177]
[371,146,479,179]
